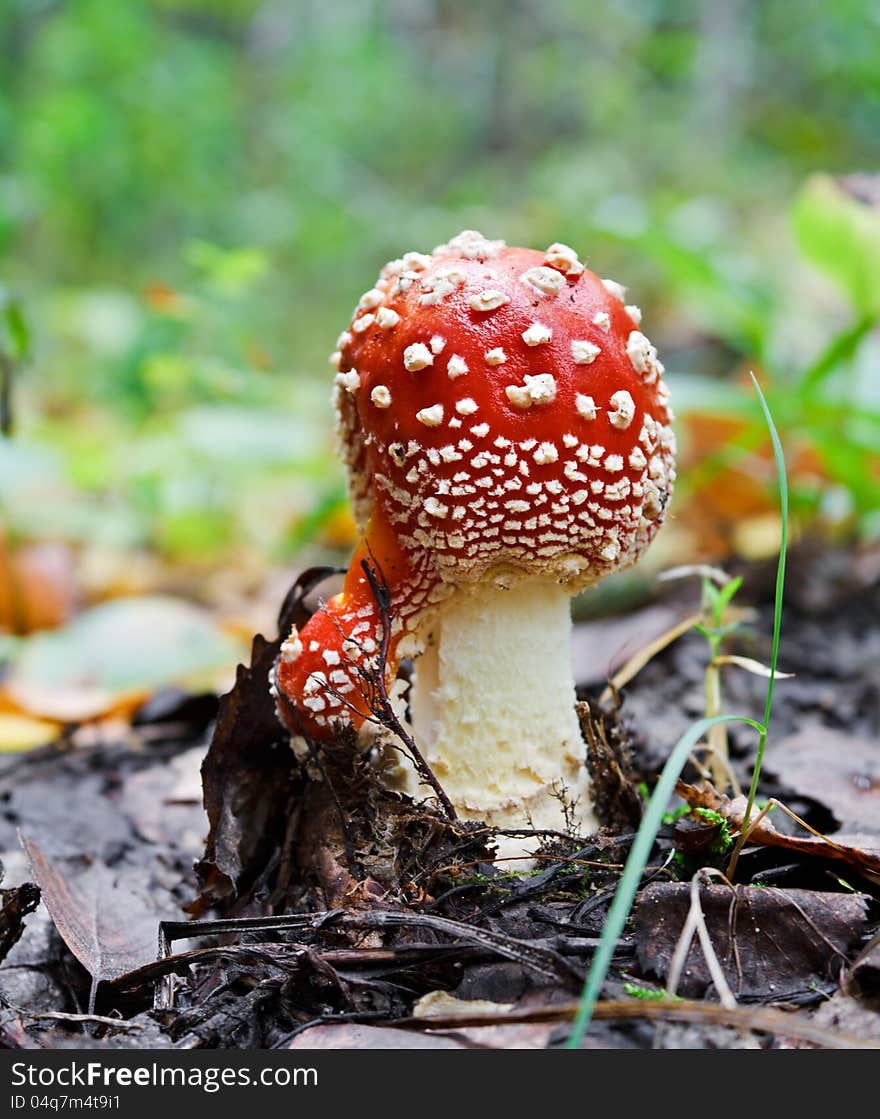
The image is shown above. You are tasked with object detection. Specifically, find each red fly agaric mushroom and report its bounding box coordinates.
[275,230,675,854]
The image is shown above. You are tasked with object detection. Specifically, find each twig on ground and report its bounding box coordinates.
[0,992,143,1033]
[383,998,879,1049]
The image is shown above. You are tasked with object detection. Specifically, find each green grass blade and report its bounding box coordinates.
[750,372,788,734]
[726,373,789,878]
[566,712,763,1049]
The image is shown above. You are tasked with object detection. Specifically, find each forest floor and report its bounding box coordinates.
[1,540,878,1050]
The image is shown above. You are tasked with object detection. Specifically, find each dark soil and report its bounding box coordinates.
[1,541,878,1050]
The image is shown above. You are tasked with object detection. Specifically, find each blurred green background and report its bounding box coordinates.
[1,0,879,635]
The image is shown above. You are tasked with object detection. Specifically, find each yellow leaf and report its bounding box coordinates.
[0,712,61,752]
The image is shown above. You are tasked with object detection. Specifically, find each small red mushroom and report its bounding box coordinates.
[275,231,676,856]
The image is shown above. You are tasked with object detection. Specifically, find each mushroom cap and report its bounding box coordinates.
[333,231,675,595]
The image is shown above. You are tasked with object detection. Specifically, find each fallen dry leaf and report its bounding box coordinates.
[571,602,697,690]
[635,882,868,999]
[117,745,206,854]
[765,728,880,834]
[0,712,60,752]
[193,633,294,909]
[0,538,77,634]
[846,929,880,1000]
[411,990,556,1048]
[20,835,161,1011]
[413,990,515,1019]
[0,880,40,964]
[193,568,341,911]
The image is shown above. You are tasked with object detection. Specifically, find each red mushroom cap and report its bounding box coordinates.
[335,231,675,587]
[277,231,675,739]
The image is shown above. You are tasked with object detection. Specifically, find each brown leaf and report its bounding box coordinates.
[676,780,880,884]
[0,881,40,964]
[193,568,344,911]
[0,539,76,635]
[635,882,868,998]
[765,728,880,834]
[191,635,293,913]
[192,633,294,910]
[20,835,159,1010]
[117,745,206,854]
[571,602,696,690]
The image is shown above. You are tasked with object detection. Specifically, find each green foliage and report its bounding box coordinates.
[689,808,729,834]
[1,3,878,562]
[670,209,880,537]
[1,237,344,563]
[793,175,880,315]
[694,573,745,647]
[184,242,270,300]
[661,802,690,826]
[596,218,776,360]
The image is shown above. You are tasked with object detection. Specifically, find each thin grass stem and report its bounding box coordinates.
[726,373,788,879]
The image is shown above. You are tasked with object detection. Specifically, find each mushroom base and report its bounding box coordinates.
[405,580,597,861]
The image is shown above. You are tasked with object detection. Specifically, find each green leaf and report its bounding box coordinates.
[3,300,30,361]
[792,174,880,314]
[698,621,745,641]
[715,575,744,614]
[622,982,673,1002]
[703,577,720,610]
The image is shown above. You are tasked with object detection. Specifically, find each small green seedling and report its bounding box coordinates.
[622,981,678,1002]
[694,571,746,792]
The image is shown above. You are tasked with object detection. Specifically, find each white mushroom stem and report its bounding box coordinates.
[406,581,597,860]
